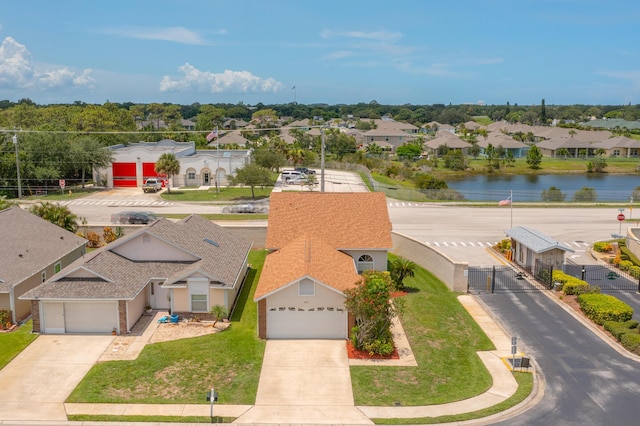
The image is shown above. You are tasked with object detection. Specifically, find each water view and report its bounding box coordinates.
[445,174,640,202]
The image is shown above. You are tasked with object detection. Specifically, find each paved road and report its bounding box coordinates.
[478,290,640,426]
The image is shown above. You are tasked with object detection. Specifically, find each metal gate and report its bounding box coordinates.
[564,260,640,292]
[468,265,552,294]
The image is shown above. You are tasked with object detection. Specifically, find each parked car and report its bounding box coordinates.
[142,178,163,193]
[222,203,268,213]
[295,167,316,175]
[281,170,305,181]
[111,211,159,224]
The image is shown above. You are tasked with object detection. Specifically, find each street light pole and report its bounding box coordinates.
[12,133,22,199]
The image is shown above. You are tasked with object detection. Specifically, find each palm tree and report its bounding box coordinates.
[154,152,180,194]
[209,305,228,327]
[390,257,417,290]
[29,201,82,233]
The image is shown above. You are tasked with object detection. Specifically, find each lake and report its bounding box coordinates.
[445,174,640,202]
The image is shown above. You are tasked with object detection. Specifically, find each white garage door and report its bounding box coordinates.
[267,307,347,339]
[64,302,118,333]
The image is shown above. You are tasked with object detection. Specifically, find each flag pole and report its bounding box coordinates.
[510,189,513,228]
[216,126,220,194]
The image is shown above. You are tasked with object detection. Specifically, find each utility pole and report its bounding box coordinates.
[13,133,22,198]
[320,126,325,192]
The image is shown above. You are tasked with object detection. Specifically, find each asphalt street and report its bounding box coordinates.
[478,290,640,426]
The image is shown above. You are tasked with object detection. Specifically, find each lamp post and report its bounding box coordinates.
[12,134,22,198]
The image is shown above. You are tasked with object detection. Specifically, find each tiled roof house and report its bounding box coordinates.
[254,192,392,339]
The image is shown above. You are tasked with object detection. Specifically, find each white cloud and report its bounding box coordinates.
[320,29,403,44]
[159,63,283,93]
[105,26,208,45]
[0,37,93,89]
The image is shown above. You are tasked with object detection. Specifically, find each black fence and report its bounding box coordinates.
[564,261,640,292]
[468,264,554,294]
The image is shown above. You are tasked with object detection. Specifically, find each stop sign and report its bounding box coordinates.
[617,213,625,221]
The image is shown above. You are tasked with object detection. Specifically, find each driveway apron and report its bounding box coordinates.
[234,339,372,424]
[0,335,113,421]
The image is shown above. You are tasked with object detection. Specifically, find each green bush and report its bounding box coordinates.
[578,294,634,325]
[593,241,613,252]
[620,333,640,355]
[618,260,633,271]
[629,265,640,279]
[604,320,640,340]
[563,281,590,295]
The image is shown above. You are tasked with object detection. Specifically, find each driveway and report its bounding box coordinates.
[234,339,372,424]
[0,335,113,421]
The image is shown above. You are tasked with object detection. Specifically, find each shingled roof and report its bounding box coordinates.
[0,207,86,293]
[22,215,251,300]
[265,192,392,250]
[254,234,362,300]
[505,226,574,254]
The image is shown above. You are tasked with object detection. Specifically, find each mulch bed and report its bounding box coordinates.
[346,340,400,360]
[345,290,406,360]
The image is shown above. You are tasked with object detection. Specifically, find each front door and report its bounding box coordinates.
[203,172,210,185]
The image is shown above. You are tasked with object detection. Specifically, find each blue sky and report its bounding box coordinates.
[0,0,638,106]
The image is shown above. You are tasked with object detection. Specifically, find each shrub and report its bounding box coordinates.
[618,260,633,271]
[620,333,640,355]
[604,320,639,340]
[578,293,634,325]
[85,231,102,248]
[562,281,589,295]
[629,265,640,279]
[593,241,613,253]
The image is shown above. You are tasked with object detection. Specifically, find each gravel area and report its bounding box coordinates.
[149,320,230,343]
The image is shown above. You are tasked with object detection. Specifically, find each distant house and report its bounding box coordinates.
[0,207,86,324]
[254,192,392,339]
[478,133,529,158]
[505,226,574,273]
[22,215,252,335]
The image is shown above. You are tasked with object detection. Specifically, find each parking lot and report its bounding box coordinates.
[275,168,368,193]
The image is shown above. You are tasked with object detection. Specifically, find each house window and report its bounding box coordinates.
[613,149,620,156]
[299,279,315,296]
[41,271,46,282]
[191,294,207,312]
[54,262,61,274]
[357,254,374,273]
[188,171,196,180]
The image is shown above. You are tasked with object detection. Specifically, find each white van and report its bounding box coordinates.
[281,170,304,181]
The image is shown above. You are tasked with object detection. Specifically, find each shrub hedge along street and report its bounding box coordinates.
[577,293,634,325]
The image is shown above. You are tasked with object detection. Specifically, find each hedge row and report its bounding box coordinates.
[604,320,640,355]
[552,271,594,295]
[577,294,634,325]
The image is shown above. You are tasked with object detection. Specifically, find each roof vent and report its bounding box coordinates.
[204,238,219,247]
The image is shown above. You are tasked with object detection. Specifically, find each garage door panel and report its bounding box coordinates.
[112,162,137,187]
[267,308,346,339]
[64,302,117,333]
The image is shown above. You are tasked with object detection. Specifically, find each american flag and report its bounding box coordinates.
[206,129,218,142]
[498,195,512,206]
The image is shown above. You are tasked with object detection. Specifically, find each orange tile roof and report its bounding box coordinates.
[266,192,392,250]
[254,234,362,300]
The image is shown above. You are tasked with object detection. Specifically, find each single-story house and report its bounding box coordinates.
[506,225,574,273]
[254,192,392,339]
[94,139,251,189]
[0,207,87,324]
[21,215,252,335]
[478,133,530,158]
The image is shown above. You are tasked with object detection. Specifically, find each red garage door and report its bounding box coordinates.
[143,163,167,187]
[112,162,137,187]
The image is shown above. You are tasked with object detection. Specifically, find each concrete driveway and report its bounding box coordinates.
[0,334,113,421]
[234,339,372,424]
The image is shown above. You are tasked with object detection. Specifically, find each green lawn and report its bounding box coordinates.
[350,258,495,406]
[66,250,268,405]
[66,249,519,418]
[0,320,38,369]
[372,371,533,424]
[161,187,273,202]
